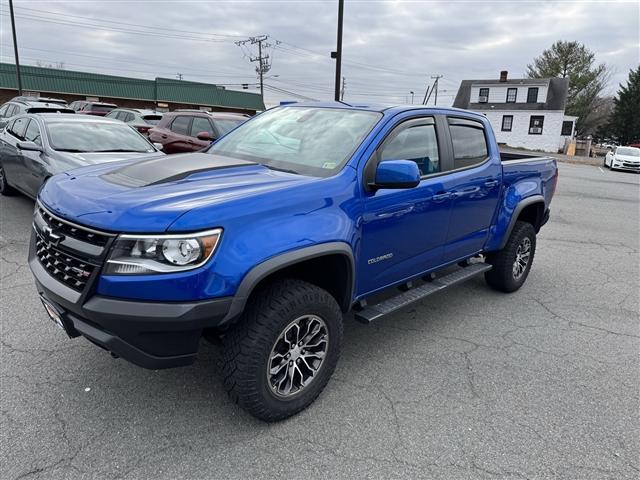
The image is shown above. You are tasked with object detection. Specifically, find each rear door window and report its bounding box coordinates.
[448,118,488,169]
[190,117,214,138]
[170,116,192,135]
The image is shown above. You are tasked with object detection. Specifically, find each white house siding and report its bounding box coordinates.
[470,84,549,104]
[482,110,566,152]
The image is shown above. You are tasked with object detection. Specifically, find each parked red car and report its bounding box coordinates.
[148,110,248,153]
[71,101,117,117]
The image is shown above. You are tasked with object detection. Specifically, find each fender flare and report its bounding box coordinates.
[499,195,545,249]
[221,242,355,324]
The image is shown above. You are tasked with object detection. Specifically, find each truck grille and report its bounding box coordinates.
[35,235,95,291]
[33,204,114,292]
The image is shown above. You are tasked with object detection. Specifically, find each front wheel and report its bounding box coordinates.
[484,221,537,293]
[222,279,343,422]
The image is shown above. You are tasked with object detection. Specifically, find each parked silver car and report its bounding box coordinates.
[0,114,163,199]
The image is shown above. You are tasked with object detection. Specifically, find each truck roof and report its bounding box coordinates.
[277,101,484,118]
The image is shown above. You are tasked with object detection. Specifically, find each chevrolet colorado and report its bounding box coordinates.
[28,103,557,421]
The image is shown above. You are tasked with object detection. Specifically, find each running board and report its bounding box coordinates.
[354,263,492,323]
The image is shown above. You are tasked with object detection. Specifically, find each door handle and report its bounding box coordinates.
[484,180,499,188]
[376,205,415,219]
[432,192,450,202]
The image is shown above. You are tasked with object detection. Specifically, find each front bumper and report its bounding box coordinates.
[29,233,232,369]
[612,162,640,172]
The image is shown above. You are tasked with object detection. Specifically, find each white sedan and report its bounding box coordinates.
[604,146,640,172]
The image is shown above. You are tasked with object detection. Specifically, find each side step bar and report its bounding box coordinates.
[354,263,492,323]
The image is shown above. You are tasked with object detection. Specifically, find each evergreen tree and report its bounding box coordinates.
[527,41,609,135]
[608,66,640,144]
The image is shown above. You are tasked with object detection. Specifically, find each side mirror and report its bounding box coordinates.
[196,131,214,141]
[17,141,43,152]
[153,142,164,151]
[372,160,421,189]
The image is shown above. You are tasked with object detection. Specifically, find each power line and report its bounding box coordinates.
[235,35,273,103]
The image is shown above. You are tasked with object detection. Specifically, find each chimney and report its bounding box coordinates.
[499,70,508,82]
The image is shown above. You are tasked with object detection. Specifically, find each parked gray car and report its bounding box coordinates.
[104,108,163,136]
[0,114,163,199]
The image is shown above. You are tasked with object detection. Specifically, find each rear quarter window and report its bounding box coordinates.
[448,118,488,169]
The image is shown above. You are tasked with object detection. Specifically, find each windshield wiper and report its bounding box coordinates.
[55,148,84,152]
[264,165,300,175]
[92,149,149,153]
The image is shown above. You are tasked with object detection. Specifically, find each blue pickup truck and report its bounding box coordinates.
[28,103,557,421]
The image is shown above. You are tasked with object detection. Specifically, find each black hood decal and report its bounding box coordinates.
[100,153,257,187]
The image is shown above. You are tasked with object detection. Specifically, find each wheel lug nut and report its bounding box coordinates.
[289,360,293,366]
[298,341,303,346]
[301,349,305,354]
[296,358,301,364]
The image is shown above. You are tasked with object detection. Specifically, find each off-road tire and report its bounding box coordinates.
[0,164,17,196]
[484,221,536,293]
[222,279,343,422]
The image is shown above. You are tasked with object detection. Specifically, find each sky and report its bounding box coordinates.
[0,0,638,108]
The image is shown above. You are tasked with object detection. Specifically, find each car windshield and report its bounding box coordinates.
[209,107,381,177]
[616,147,640,157]
[47,122,155,152]
[214,118,245,135]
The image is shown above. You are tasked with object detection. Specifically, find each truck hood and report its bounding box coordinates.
[39,152,316,232]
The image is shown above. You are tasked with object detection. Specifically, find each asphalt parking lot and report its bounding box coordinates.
[1,162,638,480]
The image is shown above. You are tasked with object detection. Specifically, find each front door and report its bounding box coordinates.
[358,116,453,296]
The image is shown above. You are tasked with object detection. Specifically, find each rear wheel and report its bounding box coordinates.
[0,164,17,196]
[484,221,536,293]
[222,279,343,422]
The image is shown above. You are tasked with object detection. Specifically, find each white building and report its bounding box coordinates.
[453,71,576,153]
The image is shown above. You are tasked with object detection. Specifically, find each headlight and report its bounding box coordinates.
[104,229,222,275]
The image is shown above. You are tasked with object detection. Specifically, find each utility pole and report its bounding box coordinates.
[176,73,183,80]
[422,75,443,105]
[331,0,344,101]
[340,76,346,101]
[236,35,271,103]
[9,0,22,95]
[431,75,443,106]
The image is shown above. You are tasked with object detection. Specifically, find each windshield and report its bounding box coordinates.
[214,118,245,136]
[47,122,155,152]
[616,147,640,157]
[209,107,381,177]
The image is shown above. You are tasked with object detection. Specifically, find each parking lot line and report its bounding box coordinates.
[598,167,605,173]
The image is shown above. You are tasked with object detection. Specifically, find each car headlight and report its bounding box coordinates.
[104,229,222,275]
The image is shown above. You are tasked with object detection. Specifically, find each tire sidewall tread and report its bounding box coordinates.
[222,279,343,422]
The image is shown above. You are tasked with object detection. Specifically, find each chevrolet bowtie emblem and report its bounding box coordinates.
[44,226,64,247]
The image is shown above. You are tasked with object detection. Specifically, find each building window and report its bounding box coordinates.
[506,88,517,103]
[501,115,513,132]
[529,116,544,135]
[527,87,539,103]
[561,121,573,136]
[478,88,489,103]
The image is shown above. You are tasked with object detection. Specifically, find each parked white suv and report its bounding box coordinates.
[604,146,640,172]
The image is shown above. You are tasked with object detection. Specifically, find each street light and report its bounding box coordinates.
[410,91,414,104]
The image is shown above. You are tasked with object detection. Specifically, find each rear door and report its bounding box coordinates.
[440,116,502,263]
[164,115,193,153]
[358,114,453,295]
